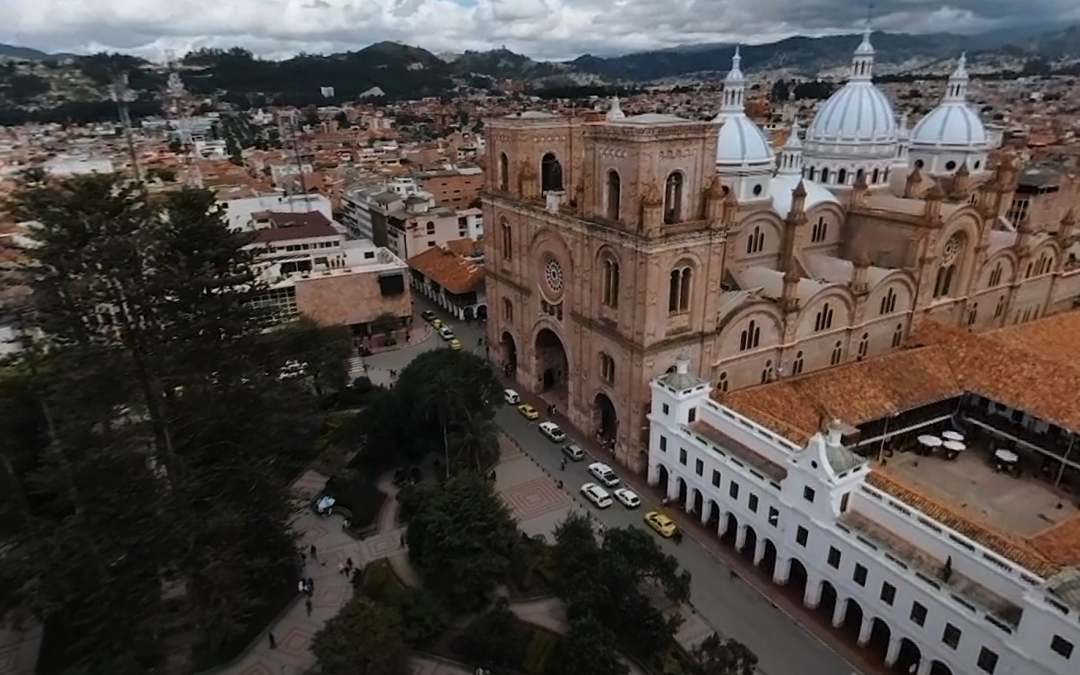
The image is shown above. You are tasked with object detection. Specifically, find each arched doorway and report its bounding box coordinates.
[656,465,670,496]
[464,306,475,321]
[817,581,838,621]
[594,392,618,445]
[892,638,921,673]
[786,559,809,600]
[500,332,517,375]
[691,488,703,516]
[541,153,563,193]
[675,477,688,505]
[706,500,720,528]
[476,305,488,321]
[760,540,778,575]
[721,513,738,546]
[867,618,891,662]
[928,662,953,675]
[841,599,865,642]
[535,328,568,392]
[741,526,758,560]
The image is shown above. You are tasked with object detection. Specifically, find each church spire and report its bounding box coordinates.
[849,25,875,82]
[942,53,969,103]
[777,121,804,176]
[718,46,746,115]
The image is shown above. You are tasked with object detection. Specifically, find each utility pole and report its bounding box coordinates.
[110,72,141,182]
[164,50,203,188]
[276,110,310,208]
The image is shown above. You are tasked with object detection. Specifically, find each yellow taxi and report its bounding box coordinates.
[644,510,678,539]
[517,403,541,420]
[448,338,462,351]
[431,318,443,330]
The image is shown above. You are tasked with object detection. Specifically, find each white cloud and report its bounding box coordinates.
[0,0,1075,61]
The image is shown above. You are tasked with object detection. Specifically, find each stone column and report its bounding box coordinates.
[647,464,659,486]
[666,479,680,502]
[735,524,748,551]
[684,496,695,515]
[803,578,822,609]
[772,557,791,585]
[753,537,767,566]
[915,659,932,675]
[700,506,711,526]
[831,598,848,628]
[717,513,730,538]
[857,616,873,647]
[884,637,902,668]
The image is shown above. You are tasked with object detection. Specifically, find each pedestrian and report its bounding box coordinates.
[268,632,277,649]
[306,577,315,596]
[338,561,347,575]
[309,544,317,560]
[399,532,406,547]
[298,579,307,593]
[345,557,353,571]
[305,598,313,616]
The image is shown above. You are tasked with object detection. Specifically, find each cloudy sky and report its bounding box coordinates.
[0,0,1076,61]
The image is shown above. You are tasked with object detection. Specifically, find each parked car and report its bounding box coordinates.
[421,310,436,322]
[581,482,613,509]
[645,510,678,538]
[613,488,641,509]
[587,461,620,488]
[562,443,585,461]
[518,403,540,420]
[538,421,565,442]
[504,389,521,405]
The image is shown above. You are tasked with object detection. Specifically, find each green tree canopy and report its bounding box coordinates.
[552,613,628,675]
[691,633,759,675]
[405,472,518,611]
[311,597,411,675]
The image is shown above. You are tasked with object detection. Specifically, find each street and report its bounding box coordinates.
[365,297,859,675]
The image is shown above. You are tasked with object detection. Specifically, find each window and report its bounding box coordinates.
[606,170,621,220]
[994,295,1005,318]
[739,320,761,351]
[1036,252,1054,276]
[802,486,816,503]
[988,262,1003,287]
[837,168,848,185]
[694,458,703,476]
[871,168,879,184]
[748,494,759,512]
[426,220,436,235]
[688,407,697,423]
[501,220,512,260]
[966,302,978,326]
[811,216,827,243]
[942,623,961,649]
[679,448,687,465]
[729,482,739,499]
[746,225,765,254]
[668,265,692,313]
[792,350,804,375]
[540,152,563,192]
[1025,262,1034,279]
[767,506,778,526]
[934,264,957,298]
[853,563,867,587]
[977,647,999,674]
[827,547,841,568]
[711,469,721,487]
[600,352,616,384]
[880,582,896,606]
[879,287,898,314]
[891,323,904,348]
[1005,196,1029,227]
[498,152,509,191]
[760,359,773,384]
[1050,635,1074,659]
[664,172,684,224]
[796,526,808,547]
[659,436,667,452]
[857,333,869,360]
[662,403,670,415]
[813,302,834,332]
[839,492,850,513]
[601,258,620,308]
[910,601,927,626]
[717,372,729,393]
[819,167,829,184]
[830,340,843,365]
[502,297,513,321]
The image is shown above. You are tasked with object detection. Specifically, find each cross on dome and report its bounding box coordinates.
[943,53,969,102]
[850,26,876,81]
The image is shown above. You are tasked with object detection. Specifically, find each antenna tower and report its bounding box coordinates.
[277,110,310,207]
[165,50,203,188]
[110,72,141,182]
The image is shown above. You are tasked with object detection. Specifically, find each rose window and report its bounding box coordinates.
[941,235,960,266]
[545,256,564,293]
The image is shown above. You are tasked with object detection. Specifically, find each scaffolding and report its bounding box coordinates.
[164,50,203,188]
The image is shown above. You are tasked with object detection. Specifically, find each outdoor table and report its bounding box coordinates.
[942,430,964,442]
[994,449,1019,464]
[943,440,965,452]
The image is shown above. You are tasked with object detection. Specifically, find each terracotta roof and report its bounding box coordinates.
[1030,517,1080,569]
[407,239,483,295]
[252,211,337,243]
[986,311,1080,369]
[867,471,1060,576]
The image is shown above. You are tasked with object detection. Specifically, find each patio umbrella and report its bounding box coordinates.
[918,435,943,448]
[942,430,964,442]
[943,440,965,452]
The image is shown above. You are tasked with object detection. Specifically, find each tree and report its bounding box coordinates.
[270,317,352,398]
[334,111,350,129]
[311,597,411,675]
[405,472,518,610]
[552,614,628,675]
[168,139,182,153]
[397,587,449,648]
[690,633,758,675]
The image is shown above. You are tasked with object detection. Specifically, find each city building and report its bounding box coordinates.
[481,32,1080,473]
[218,192,334,233]
[245,210,411,335]
[645,316,1080,675]
[412,166,484,209]
[407,237,487,321]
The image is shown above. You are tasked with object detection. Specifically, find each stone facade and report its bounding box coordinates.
[482,111,1080,474]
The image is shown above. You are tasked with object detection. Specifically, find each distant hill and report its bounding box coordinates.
[0,43,52,60]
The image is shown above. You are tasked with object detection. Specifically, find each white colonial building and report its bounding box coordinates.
[646,353,1080,675]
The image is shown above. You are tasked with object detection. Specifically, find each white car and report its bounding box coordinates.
[538,421,565,442]
[588,461,620,488]
[438,325,454,340]
[613,488,641,509]
[503,388,520,405]
[580,482,613,509]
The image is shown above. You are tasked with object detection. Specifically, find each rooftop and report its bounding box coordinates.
[406,238,484,295]
[251,211,339,244]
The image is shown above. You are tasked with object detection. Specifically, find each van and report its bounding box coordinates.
[503,389,520,405]
[588,461,620,488]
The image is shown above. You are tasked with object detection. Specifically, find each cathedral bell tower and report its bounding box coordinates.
[781,180,808,274]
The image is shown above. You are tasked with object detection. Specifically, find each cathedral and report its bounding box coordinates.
[480,29,1080,472]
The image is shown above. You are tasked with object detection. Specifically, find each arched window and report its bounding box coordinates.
[606,170,621,220]
[879,287,898,315]
[994,295,1006,318]
[760,359,774,384]
[600,352,616,384]
[820,168,830,184]
[808,167,816,181]
[891,322,904,348]
[717,372,729,393]
[1036,253,1053,276]
[540,152,563,192]
[988,262,1003,287]
[601,257,620,308]
[856,168,865,184]
[813,302,834,332]
[668,265,692,314]
[501,297,513,321]
[664,172,684,224]
[426,220,435,234]
[966,302,978,326]
[739,319,761,351]
[831,340,843,365]
[746,225,765,254]
[837,168,848,185]
[1024,262,1034,279]
[933,234,961,299]
[792,350,804,375]
[498,152,509,191]
[500,219,512,260]
[871,168,880,184]
[811,217,827,243]
[857,333,869,361]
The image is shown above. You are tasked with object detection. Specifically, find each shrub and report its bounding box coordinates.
[449,599,561,675]
[520,629,559,675]
[509,534,556,598]
[360,560,408,605]
[398,587,449,648]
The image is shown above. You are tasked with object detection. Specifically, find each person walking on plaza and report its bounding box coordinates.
[268,632,277,649]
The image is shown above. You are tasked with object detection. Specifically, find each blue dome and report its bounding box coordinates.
[808,82,898,145]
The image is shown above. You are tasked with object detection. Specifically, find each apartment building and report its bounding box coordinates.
[412,166,484,209]
[408,237,487,321]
